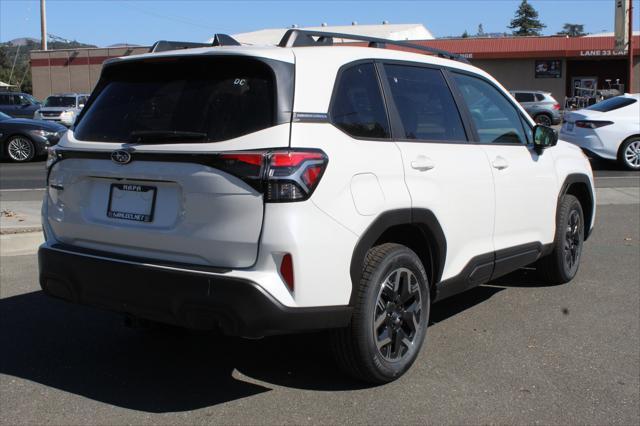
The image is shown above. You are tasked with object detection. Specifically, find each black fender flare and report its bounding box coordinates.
[558,173,595,240]
[349,208,447,305]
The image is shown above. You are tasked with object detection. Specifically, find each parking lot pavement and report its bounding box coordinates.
[0,203,638,425]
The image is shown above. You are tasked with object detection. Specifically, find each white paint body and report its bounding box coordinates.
[42,44,595,308]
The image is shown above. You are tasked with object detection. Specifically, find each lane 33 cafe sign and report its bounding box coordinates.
[580,49,627,57]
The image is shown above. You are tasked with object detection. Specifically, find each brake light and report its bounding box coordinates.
[552,103,561,110]
[575,120,614,129]
[280,253,294,291]
[215,149,328,202]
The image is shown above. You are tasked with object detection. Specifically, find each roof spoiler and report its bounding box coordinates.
[149,34,241,53]
[278,29,469,63]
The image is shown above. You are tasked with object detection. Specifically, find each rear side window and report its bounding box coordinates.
[331,63,390,139]
[535,93,545,101]
[453,73,527,145]
[514,92,535,102]
[384,65,467,142]
[0,94,12,105]
[586,96,637,112]
[74,56,276,143]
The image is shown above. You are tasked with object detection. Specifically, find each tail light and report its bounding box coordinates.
[214,149,328,202]
[552,103,561,110]
[575,120,614,129]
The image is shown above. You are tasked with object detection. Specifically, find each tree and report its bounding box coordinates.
[557,23,586,37]
[462,30,470,38]
[508,0,546,36]
[477,23,485,37]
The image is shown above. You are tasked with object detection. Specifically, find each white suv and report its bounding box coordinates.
[39,30,596,384]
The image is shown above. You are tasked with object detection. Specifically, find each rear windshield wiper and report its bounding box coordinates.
[129,130,208,144]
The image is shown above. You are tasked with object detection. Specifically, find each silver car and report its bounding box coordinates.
[510,90,562,127]
[34,93,89,127]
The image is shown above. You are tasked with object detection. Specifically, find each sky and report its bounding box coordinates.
[1,0,639,47]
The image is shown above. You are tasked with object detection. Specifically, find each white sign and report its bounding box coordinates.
[580,49,627,56]
[615,0,630,51]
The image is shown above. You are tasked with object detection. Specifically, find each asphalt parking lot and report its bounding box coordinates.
[1,191,639,424]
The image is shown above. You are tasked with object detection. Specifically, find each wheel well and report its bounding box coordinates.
[374,224,438,299]
[565,182,593,239]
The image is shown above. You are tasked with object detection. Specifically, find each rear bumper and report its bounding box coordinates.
[38,244,352,337]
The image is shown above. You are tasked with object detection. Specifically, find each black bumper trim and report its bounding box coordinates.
[38,245,352,337]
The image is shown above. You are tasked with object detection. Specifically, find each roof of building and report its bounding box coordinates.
[414,35,640,59]
[225,23,434,45]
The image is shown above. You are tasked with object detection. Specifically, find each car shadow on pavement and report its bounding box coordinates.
[0,283,519,413]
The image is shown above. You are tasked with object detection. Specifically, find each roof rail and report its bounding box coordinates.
[149,34,241,53]
[278,29,469,63]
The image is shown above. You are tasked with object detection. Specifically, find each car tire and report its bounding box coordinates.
[330,243,430,384]
[6,135,35,162]
[618,137,640,171]
[537,194,584,284]
[534,113,552,127]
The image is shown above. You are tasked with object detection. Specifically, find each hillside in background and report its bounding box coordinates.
[0,38,96,95]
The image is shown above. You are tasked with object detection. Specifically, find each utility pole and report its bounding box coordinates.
[629,0,634,93]
[40,0,47,50]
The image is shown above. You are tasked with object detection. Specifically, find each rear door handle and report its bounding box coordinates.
[410,156,435,171]
[492,156,509,170]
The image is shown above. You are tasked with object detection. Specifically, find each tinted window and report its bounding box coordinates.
[384,65,466,142]
[44,96,77,108]
[78,96,89,106]
[454,73,527,145]
[587,96,637,112]
[331,63,390,139]
[535,93,545,101]
[514,92,535,102]
[75,57,276,143]
[0,94,12,105]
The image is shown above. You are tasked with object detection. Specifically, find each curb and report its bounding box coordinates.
[0,227,43,235]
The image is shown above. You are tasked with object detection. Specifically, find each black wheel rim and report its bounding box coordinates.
[373,267,423,362]
[536,115,552,126]
[564,209,582,270]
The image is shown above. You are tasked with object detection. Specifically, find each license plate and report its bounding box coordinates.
[566,122,574,132]
[107,184,156,222]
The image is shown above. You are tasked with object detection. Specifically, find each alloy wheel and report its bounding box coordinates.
[624,140,640,169]
[536,114,552,127]
[7,137,33,162]
[564,209,582,270]
[373,267,423,362]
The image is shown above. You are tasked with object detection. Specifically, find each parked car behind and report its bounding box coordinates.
[0,92,41,119]
[560,94,640,171]
[510,90,562,126]
[34,93,89,127]
[0,111,66,162]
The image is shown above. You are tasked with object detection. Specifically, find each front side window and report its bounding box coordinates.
[331,63,390,139]
[384,64,467,142]
[74,56,276,143]
[453,73,527,145]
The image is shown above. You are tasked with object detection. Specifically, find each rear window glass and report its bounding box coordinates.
[586,96,637,112]
[74,56,276,143]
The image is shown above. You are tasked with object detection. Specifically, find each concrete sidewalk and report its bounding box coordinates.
[0,187,638,257]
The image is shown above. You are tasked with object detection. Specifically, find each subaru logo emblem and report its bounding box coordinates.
[111,150,131,165]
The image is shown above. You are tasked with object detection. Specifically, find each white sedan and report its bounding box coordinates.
[560,94,640,170]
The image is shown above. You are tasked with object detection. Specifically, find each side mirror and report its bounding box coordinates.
[533,125,558,154]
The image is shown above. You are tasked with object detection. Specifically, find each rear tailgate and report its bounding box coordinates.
[45,51,294,268]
